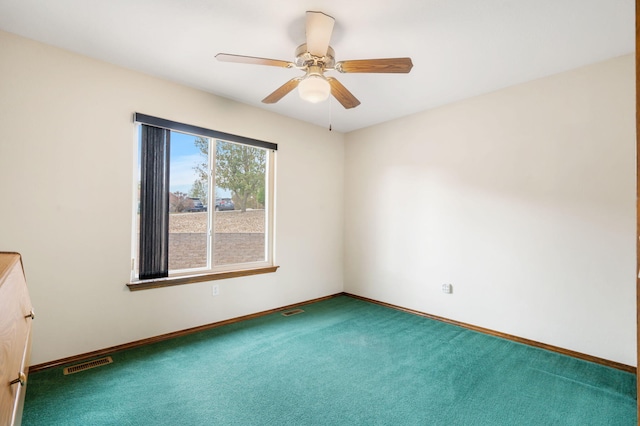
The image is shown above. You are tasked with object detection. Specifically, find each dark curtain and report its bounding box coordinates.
[139,125,170,279]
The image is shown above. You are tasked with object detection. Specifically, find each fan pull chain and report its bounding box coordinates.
[329,96,333,131]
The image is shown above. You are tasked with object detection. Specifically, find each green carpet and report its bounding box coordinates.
[23,296,636,425]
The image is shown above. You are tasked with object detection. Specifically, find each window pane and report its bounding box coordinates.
[133,116,276,282]
[214,140,267,266]
[168,132,209,271]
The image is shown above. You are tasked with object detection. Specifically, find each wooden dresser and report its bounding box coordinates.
[0,253,34,426]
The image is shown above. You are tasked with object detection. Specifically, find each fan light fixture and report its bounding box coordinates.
[298,75,330,103]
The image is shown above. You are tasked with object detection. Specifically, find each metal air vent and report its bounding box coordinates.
[63,357,113,375]
[281,309,305,317]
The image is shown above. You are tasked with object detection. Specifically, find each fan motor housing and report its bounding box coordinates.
[295,44,335,69]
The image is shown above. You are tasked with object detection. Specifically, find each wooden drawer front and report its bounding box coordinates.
[0,256,33,426]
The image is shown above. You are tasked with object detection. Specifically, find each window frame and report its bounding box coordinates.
[128,113,278,290]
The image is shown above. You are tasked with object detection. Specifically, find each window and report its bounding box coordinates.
[130,113,277,289]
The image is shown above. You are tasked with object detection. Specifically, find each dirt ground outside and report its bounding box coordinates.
[169,210,265,233]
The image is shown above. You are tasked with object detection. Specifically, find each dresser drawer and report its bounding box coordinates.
[0,253,33,426]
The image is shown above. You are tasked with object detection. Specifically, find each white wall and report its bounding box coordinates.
[0,31,344,365]
[344,55,636,366]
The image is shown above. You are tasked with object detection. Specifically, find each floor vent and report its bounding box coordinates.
[281,308,305,317]
[63,357,113,375]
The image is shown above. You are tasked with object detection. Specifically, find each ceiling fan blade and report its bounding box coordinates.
[327,77,361,109]
[262,78,303,104]
[216,53,294,68]
[306,11,335,57]
[335,58,414,73]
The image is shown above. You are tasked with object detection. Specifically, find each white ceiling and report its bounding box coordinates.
[0,0,633,133]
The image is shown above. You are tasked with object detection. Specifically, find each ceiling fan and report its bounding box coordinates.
[216,11,413,109]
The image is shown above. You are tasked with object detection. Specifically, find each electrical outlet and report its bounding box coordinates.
[442,283,453,294]
[212,284,219,296]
